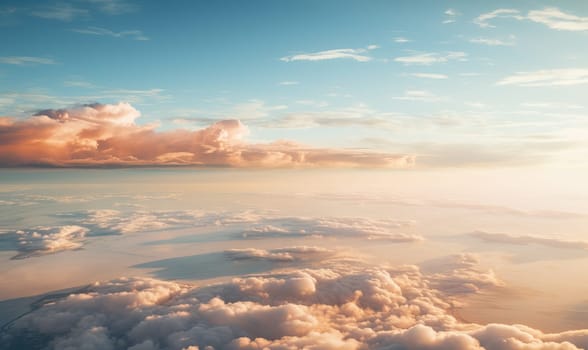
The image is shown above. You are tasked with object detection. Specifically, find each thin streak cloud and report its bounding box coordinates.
[497,69,588,87]
[73,27,149,40]
[0,56,56,65]
[281,47,377,62]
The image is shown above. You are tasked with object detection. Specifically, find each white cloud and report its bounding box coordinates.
[474,7,588,31]
[84,0,137,15]
[73,27,149,40]
[497,68,588,87]
[30,3,88,21]
[408,73,449,79]
[0,56,56,65]
[528,7,588,31]
[224,246,335,262]
[393,37,411,43]
[393,90,444,102]
[443,8,459,24]
[11,226,88,259]
[394,52,467,65]
[6,258,587,350]
[473,8,523,28]
[469,36,516,46]
[278,81,299,86]
[281,46,377,62]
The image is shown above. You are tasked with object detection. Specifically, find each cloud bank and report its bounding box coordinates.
[2,210,422,259]
[3,258,587,350]
[0,102,412,168]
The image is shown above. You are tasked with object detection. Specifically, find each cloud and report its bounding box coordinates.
[4,258,588,350]
[0,56,56,65]
[2,209,421,259]
[474,7,588,31]
[393,90,444,102]
[408,73,448,79]
[7,225,88,259]
[0,102,413,168]
[469,231,588,251]
[394,37,411,43]
[83,0,137,15]
[443,8,459,24]
[278,81,299,86]
[394,52,467,65]
[469,36,516,46]
[281,46,377,62]
[527,7,588,31]
[73,27,149,40]
[224,247,335,262]
[497,69,588,87]
[473,9,523,28]
[30,3,88,21]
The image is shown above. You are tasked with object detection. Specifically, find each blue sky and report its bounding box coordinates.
[1,0,587,167]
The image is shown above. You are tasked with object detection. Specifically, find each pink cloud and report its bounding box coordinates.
[0,102,414,168]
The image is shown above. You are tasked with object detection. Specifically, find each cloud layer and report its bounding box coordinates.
[0,102,413,168]
[2,209,422,259]
[3,257,587,350]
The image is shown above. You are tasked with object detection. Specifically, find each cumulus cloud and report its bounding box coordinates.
[280,46,378,62]
[4,258,587,350]
[497,69,588,87]
[7,225,88,259]
[394,52,467,65]
[0,102,413,168]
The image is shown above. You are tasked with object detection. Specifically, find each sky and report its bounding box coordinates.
[1,0,587,168]
[3,1,588,350]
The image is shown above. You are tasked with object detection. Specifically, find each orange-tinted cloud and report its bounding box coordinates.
[0,102,414,168]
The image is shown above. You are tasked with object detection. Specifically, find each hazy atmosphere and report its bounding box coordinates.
[1,1,588,349]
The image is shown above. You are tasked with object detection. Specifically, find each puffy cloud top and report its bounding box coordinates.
[0,102,413,168]
[4,259,587,350]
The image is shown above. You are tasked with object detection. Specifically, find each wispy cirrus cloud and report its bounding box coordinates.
[73,26,149,40]
[394,51,467,65]
[281,46,378,62]
[83,0,137,15]
[475,7,588,31]
[469,35,516,46]
[407,73,448,79]
[392,90,444,102]
[393,37,411,43]
[527,7,588,31]
[497,68,588,87]
[30,3,88,21]
[473,8,522,28]
[0,56,56,65]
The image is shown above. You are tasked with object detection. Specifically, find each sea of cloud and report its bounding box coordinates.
[2,250,586,350]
